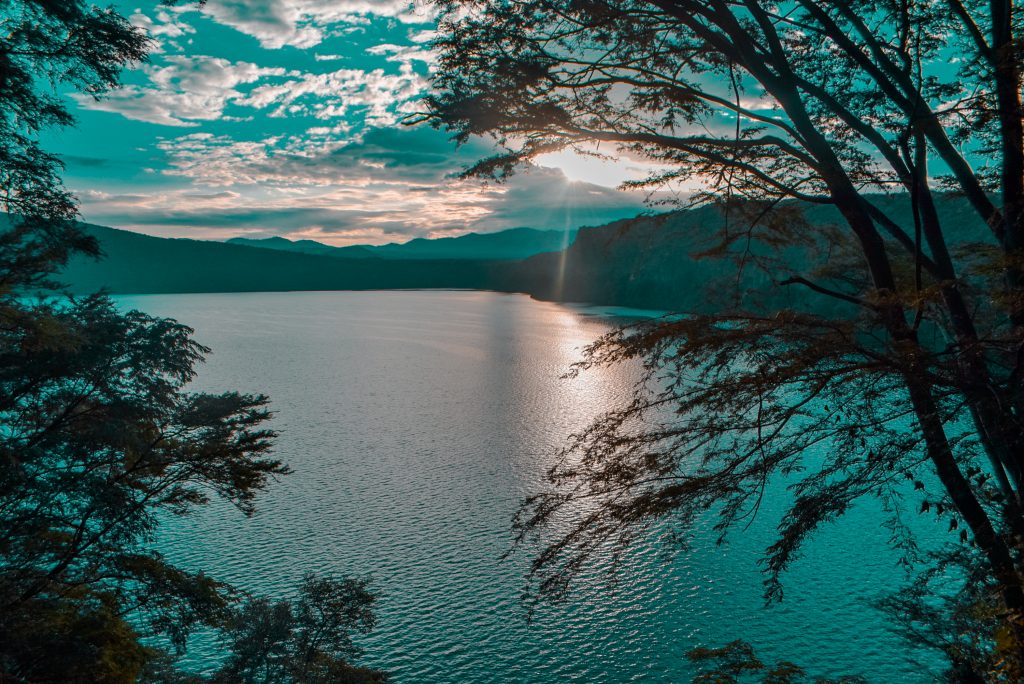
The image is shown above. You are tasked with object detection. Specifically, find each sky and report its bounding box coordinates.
[47,0,657,246]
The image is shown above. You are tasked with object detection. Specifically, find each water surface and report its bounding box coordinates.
[118,290,940,682]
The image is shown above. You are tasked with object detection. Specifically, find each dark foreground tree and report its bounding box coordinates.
[210,574,385,684]
[422,0,1024,679]
[687,641,864,684]
[0,0,149,272]
[0,290,285,681]
[0,1,387,681]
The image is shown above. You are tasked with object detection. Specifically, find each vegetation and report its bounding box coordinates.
[55,219,504,295]
[422,0,1024,679]
[687,641,864,684]
[227,226,572,260]
[206,575,383,684]
[59,199,977,314]
[0,0,385,681]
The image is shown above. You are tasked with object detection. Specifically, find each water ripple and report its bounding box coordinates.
[116,291,942,683]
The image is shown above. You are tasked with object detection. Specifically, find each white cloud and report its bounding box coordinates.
[74,52,425,128]
[536,147,672,188]
[409,29,436,43]
[130,7,196,40]
[77,126,649,243]
[366,43,437,69]
[127,5,200,54]
[68,2,650,244]
[235,64,427,124]
[156,132,340,186]
[74,56,287,126]
[198,0,435,49]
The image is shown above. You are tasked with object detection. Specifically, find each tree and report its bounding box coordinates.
[0,0,149,283]
[686,640,864,684]
[421,0,1024,678]
[0,1,387,681]
[211,574,387,684]
[0,291,286,680]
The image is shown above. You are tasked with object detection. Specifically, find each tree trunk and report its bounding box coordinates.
[992,0,1024,327]
[903,370,1024,628]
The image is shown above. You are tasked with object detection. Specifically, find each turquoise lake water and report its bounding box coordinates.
[117,290,944,683]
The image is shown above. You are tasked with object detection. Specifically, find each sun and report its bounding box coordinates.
[534,147,645,188]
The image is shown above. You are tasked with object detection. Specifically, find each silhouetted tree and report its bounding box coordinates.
[0,0,149,283]
[687,641,864,684]
[0,291,288,681]
[0,1,387,681]
[212,574,387,684]
[422,0,1024,678]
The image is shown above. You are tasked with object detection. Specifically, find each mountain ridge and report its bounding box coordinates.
[53,195,994,312]
[225,226,575,261]
[226,236,379,259]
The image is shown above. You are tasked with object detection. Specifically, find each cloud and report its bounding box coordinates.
[235,64,427,124]
[198,0,435,49]
[79,179,645,244]
[82,190,152,204]
[154,125,477,187]
[63,155,110,168]
[365,43,437,69]
[130,6,197,50]
[73,56,287,126]
[75,50,426,128]
[471,166,651,229]
[78,126,649,243]
[65,6,651,247]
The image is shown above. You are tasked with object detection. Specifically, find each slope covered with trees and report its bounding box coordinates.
[60,222,500,294]
[421,0,1024,679]
[60,195,987,318]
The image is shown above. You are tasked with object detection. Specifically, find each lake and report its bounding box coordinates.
[117,290,941,682]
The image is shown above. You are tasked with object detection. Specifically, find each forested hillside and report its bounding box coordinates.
[58,196,990,313]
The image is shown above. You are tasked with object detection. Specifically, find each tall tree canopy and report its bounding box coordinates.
[423,0,1024,678]
[0,0,149,277]
[0,1,387,681]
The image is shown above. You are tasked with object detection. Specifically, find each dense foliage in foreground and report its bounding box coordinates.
[424,0,1024,679]
[0,0,387,680]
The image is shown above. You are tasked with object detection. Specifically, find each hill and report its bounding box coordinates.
[507,194,991,311]
[54,195,994,312]
[364,227,574,260]
[62,224,501,294]
[226,236,378,259]
[226,227,574,261]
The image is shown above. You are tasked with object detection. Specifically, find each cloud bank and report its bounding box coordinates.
[63,0,656,244]
[79,126,649,243]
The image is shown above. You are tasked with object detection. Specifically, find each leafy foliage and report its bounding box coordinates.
[211,574,386,684]
[0,0,388,681]
[0,0,150,276]
[687,640,864,684]
[0,292,288,679]
[425,0,1024,679]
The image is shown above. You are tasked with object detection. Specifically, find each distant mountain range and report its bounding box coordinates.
[226,227,574,261]
[59,225,504,295]
[53,195,992,312]
[225,236,379,259]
